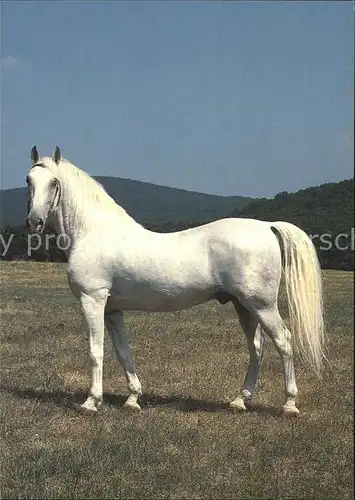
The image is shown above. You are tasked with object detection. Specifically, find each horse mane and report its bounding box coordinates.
[39,156,125,213]
[35,156,138,232]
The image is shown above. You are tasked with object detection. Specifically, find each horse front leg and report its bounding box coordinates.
[104,302,142,410]
[80,291,107,413]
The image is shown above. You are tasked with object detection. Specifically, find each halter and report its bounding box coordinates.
[29,163,62,214]
[48,179,62,215]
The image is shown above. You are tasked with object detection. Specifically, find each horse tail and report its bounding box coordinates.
[271,221,326,375]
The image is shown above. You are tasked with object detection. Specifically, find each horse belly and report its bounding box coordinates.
[109,277,214,312]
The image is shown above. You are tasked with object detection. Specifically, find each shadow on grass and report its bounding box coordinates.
[1,385,282,417]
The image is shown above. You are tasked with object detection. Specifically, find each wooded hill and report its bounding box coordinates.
[0,176,253,228]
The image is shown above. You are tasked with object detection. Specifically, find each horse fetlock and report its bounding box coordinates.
[127,373,142,395]
[88,390,103,405]
[128,383,142,395]
[241,389,253,400]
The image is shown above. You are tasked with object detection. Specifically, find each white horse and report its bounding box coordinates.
[26,146,326,417]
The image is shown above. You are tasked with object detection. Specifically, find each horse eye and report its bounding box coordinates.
[26,176,30,184]
[51,179,57,188]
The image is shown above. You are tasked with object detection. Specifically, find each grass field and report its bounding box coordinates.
[1,262,353,499]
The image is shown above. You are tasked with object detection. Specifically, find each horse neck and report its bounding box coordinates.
[51,180,142,253]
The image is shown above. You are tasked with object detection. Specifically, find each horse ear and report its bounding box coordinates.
[31,146,39,165]
[53,146,61,165]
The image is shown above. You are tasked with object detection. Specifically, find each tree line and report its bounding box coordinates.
[1,178,353,271]
[0,218,353,271]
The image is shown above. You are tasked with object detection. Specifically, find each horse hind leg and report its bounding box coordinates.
[229,300,265,411]
[255,305,299,417]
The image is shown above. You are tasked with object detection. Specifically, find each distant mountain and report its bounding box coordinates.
[0,176,254,229]
[230,178,354,270]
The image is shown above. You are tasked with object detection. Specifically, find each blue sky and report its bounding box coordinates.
[1,1,353,197]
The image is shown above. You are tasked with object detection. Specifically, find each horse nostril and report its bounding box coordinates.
[25,217,44,232]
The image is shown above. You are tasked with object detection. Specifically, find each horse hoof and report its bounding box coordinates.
[229,398,247,412]
[80,403,98,414]
[123,400,141,411]
[80,397,99,414]
[283,405,300,418]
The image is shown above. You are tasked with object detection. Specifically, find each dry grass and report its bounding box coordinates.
[0,262,353,499]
